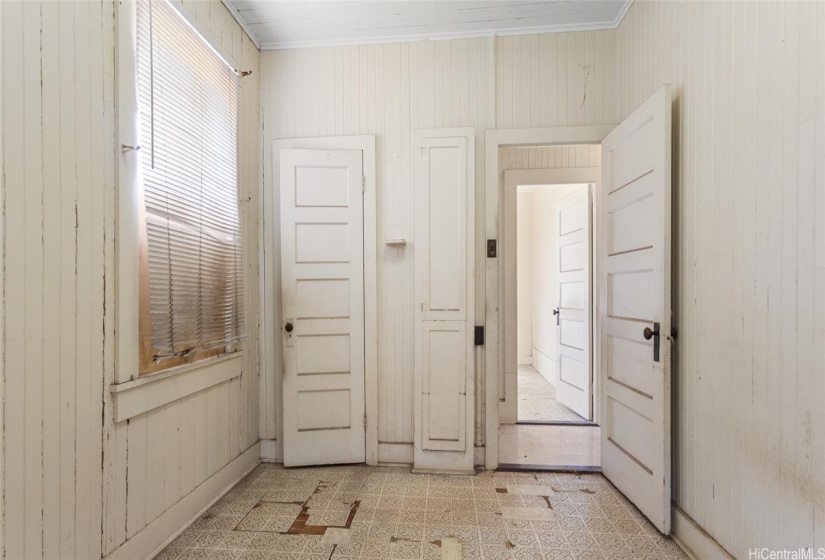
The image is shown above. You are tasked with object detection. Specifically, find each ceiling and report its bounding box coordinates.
[222,0,633,50]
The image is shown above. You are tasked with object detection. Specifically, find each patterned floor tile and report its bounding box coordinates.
[153,465,687,560]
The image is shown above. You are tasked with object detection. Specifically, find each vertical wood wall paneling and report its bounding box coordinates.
[1,1,261,558]
[261,30,615,453]
[815,1,825,549]
[103,1,262,553]
[615,1,825,555]
[1,1,114,558]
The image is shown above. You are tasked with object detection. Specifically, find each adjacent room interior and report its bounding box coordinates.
[1,1,823,559]
[516,181,592,425]
[496,145,601,471]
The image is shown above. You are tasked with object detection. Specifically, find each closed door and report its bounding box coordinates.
[599,84,673,533]
[413,128,475,473]
[280,148,365,467]
[554,185,592,420]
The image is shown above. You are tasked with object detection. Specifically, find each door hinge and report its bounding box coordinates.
[474,326,485,346]
[363,412,367,430]
[361,176,366,193]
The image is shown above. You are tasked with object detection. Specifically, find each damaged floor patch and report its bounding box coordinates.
[440,536,462,559]
[499,506,557,521]
[320,527,352,545]
[506,484,555,496]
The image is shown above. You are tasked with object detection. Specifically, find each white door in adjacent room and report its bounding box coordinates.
[280,148,366,467]
[599,84,673,533]
[554,185,593,421]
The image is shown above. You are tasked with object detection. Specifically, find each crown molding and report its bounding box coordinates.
[613,0,634,29]
[220,0,261,50]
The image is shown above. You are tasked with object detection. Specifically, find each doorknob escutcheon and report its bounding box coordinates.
[644,322,661,362]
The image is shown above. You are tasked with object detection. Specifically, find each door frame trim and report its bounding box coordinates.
[500,168,600,426]
[262,135,378,465]
[483,126,614,470]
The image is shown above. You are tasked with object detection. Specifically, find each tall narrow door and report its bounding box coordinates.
[280,148,366,467]
[413,128,475,473]
[554,185,592,420]
[599,85,673,533]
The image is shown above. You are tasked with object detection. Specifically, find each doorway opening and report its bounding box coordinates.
[496,145,601,471]
[516,183,593,425]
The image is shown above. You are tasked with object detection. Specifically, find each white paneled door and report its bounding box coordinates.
[280,148,366,467]
[413,128,475,473]
[599,85,673,533]
[554,185,592,420]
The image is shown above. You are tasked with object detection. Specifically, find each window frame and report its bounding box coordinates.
[113,0,246,406]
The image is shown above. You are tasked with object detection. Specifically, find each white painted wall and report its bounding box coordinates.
[615,1,825,556]
[0,1,261,558]
[516,191,533,365]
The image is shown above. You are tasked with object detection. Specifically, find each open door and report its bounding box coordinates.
[599,85,672,533]
[280,148,366,467]
[554,185,592,421]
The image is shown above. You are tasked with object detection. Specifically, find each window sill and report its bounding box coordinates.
[110,352,243,422]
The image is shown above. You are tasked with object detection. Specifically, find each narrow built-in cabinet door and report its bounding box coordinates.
[413,128,475,473]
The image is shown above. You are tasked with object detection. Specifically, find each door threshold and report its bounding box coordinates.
[497,462,601,474]
[516,420,598,427]
[283,462,366,469]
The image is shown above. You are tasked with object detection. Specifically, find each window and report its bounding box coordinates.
[135,0,244,375]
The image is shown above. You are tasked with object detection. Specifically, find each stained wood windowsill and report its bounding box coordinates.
[110,352,243,422]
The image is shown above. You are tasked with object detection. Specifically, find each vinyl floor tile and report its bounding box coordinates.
[155,464,686,560]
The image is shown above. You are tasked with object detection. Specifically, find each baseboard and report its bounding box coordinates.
[671,504,735,560]
[105,442,261,560]
[532,348,556,386]
[378,442,413,465]
[260,438,279,462]
[500,371,518,424]
[474,446,486,467]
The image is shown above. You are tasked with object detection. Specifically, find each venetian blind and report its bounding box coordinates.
[135,0,244,359]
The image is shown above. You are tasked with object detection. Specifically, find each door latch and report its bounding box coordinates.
[643,322,661,362]
[553,307,560,326]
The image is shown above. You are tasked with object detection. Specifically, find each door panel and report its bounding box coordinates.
[421,321,467,452]
[280,148,365,467]
[413,128,475,473]
[599,84,672,534]
[554,186,592,420]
